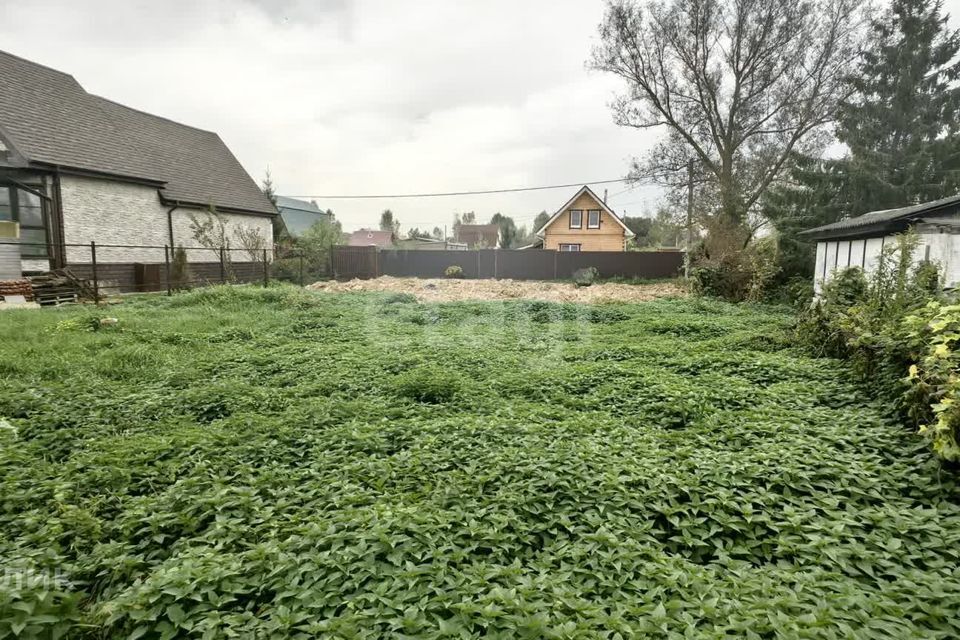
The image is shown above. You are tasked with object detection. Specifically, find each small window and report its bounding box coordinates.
[587,210,600,229]
[1,186,49,257]
[569,210,583,229]
[559,243,581,252]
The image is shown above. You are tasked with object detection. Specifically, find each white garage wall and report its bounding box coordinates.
[816,231,960,291]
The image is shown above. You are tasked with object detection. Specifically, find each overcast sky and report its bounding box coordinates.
[2,0,959,234]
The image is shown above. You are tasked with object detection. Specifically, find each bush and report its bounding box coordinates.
[170,245,192,291]
[444,265,464,279]
[905,302,960,462]
[691,237,779,302]
[572,267,599,287]
[795,232,956,461]
[384,292,417,305]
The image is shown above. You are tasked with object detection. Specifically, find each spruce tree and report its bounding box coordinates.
[840,0,960,214]
[765,0,960,279]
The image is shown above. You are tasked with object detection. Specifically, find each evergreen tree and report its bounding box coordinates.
[766,0,960,279]
[490,213,517,248]
[840,0,960,213]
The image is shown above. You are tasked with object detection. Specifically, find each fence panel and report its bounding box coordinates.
[378,249,482,278]
[494,250,557,280]
[558,251,684,280]
[332,246,378,279]
[336,248,684,281]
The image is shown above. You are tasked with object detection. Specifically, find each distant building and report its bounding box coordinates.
[456,224,501,249]
[347,228,394,248]
[396,236,468,251]
[535,185,634,252]
[275,196,332,236]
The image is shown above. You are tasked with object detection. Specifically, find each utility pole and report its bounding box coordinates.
[685,158,694,279]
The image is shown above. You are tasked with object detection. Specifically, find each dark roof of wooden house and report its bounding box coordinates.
[0,49,276,216]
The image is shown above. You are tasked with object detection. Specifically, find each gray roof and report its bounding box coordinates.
[802,194,960,239]
[0,49,275,216]
[275,196,332,235]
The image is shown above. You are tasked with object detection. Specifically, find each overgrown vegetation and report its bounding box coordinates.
[796,232,958,461]
[2,288,959,636]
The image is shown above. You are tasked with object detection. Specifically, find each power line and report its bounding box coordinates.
[279,178,629,200]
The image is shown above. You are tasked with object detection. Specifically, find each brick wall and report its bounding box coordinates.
[58,174,273,264]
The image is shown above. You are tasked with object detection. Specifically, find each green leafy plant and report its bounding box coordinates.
[444,265,464,278]
[905,302,960,461]
[2,285,960,637]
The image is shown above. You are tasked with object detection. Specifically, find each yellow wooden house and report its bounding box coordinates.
[535,186,634,252]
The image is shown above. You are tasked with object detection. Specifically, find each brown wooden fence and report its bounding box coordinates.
[332,247,683,281]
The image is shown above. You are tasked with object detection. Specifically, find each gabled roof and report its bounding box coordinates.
[456,224,501,248]
[0,49,276,216]
[536,185,635,238]
[347,229,394,248]
[275,196,332,235]
[801,194,960,240]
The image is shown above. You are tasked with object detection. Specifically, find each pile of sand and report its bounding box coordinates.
[306,276,684,303]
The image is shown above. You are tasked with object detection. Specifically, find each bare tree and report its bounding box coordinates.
[591,0,867,254]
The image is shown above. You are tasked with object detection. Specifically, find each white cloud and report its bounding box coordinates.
[0,0,665,231]
[10,0,950,232]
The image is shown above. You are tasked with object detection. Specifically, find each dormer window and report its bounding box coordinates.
[587,210,600,229]
[569,209,583,229]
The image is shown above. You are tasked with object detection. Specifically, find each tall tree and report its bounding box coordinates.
[591,0,866,256]
[838,0,960,214]
[765,0,960,279]
[261,169,277,207]
[490,212,518,248]
[531,211,550,234]
[379,209,400,236]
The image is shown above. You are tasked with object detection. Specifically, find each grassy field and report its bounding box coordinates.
[1,286,959,639]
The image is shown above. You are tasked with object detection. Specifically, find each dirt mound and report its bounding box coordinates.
[306,276,684,303]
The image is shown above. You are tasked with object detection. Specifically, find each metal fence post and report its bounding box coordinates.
[164,245,172,296]
[90,241,100,303]
[263,248,269,287]
[219,246,226,284]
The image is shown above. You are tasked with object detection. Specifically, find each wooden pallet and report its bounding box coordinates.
[28,271,88,306]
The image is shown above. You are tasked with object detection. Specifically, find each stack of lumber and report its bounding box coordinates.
[27,270,91,306]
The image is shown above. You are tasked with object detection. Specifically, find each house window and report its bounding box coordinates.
[569,209,583,229]
[587,210,601,229]
[0,186,48,257]
[559,243,581,252]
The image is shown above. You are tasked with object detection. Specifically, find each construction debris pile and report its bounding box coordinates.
[307,276,684,303]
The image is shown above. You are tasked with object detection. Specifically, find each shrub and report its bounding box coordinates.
[170,245,192,291]
[691,237,779,302]
[573,267,599,287]
[795,232,958,461]
[384,292,417,304]
[444,265,464,279]
[905,302,960,462]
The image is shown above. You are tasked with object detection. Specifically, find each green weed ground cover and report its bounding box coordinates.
[1,286,959,639]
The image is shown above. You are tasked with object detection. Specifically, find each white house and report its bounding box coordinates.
[0,49,276,290]
[802,195,960,293]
